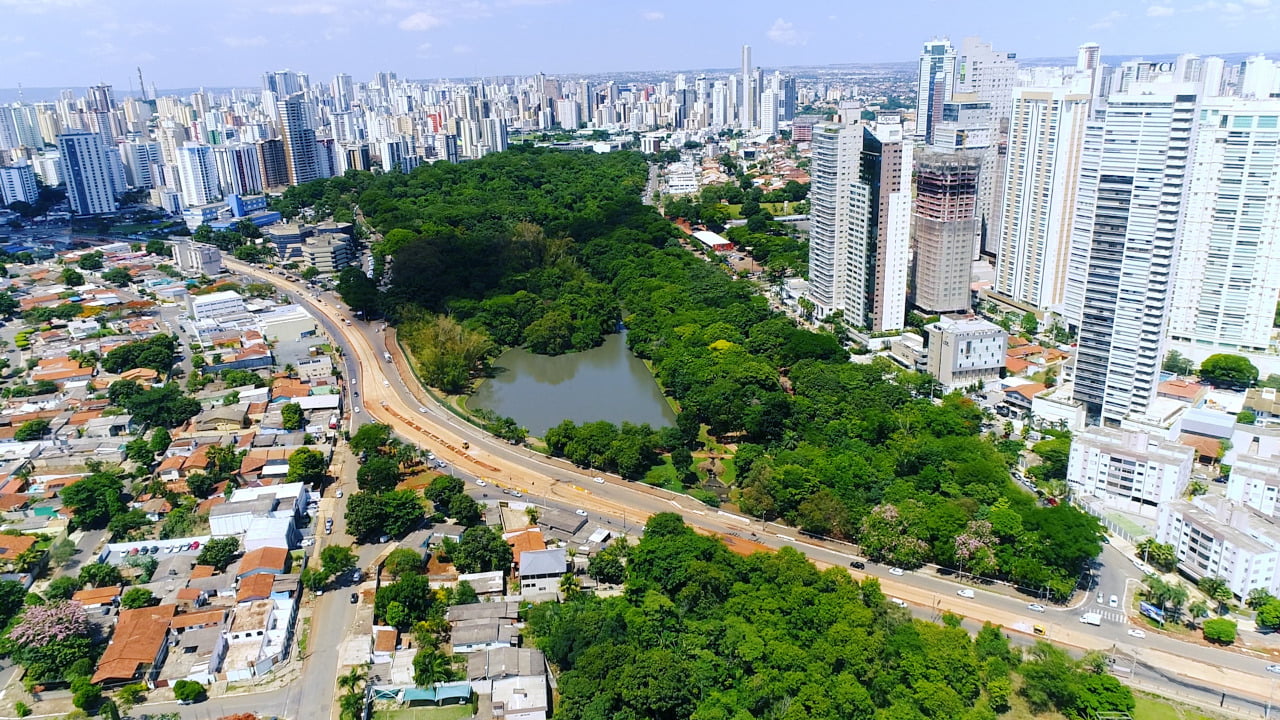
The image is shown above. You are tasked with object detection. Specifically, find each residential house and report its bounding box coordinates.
[517,548,568,596]
[91,605,178,685]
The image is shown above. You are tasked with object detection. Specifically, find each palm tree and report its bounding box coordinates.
[559,572,582,600]
[1188,600,1210,626]
[339,691,363,720]
[413,651,453,687]
[1198,576,1235,614]
[336,666,365,695]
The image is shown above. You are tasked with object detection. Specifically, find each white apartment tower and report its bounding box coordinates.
[278,95,321,186]
[1067,88,1198,425]
[1168,98,1280,361]
[956,37,1018,132]
[0,162,38,205]
[807,121,911,332]
[57,131,118,215]
[175,142,221,207]
[1066,427,1194,519]
[994,87,1092,310]
[119,140,162,189]
[212,143,264,197]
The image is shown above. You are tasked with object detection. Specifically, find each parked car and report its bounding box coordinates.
[1127,628,1146,639]
[575,509,588,517]
[190,540,200,550]
[475,479,487,487]
[1267,664,1280,675]
[336,489,344,498]
[890,598,908,608]
[128,547,139,556]
[1109,594,1119,608]
[350,593,359,604]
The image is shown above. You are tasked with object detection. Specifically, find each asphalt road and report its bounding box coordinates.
[221,258,1280,715]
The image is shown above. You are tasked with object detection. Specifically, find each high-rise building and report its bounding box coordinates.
[1168,97,1280,360]
[175,142,221,207]
[994,87,1092,310]
[911,148,981,314]
[760,90,779,135]
[256,138,289,189]
[807,120,911,331]
[56,131,117,215]
[1067,88,1198,425]
[212,143,264,196]
[741,45,756,130]
[119,140,162,189]
[0,162,38,205]
[956,37,1018,132]
[332,73,354,112]
[916,39,957,143]
[277,95,321,186]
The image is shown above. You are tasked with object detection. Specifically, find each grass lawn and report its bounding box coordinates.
[645,455,682,492]
[726,202,794,219]
[1133,692,1220,720]
[374,706,474,720]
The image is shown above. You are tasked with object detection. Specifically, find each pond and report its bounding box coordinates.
[469,332,677,437]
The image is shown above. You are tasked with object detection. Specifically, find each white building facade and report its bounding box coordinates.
[57,131,118,215]
[1067,427,1194,518]
[923,316,1008,392]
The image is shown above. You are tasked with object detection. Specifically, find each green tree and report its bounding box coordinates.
[45,575,82,600]
[349,423,392,455]
[77,252,104,270]
[172,679,205,703]
[452,579,479,605]
[60,267,84,286]
[150,427,172,455]
[119,587,155,609]
[79,562,122,588]
[345,490,425,543]
[145,239,169,257]
[321,544,358,578]
[453,526,513,573]
[101,267,133,286]
[413,650,455,687]
[1135,538,1179,573]
[447,493,483,526]
[61,469,126,530]
[281,402,305,431]
[196,537,240,571]
[385,548,424,578]
[1202,617,1237,645]
[301,566,329,592]
[286,447,328,484]
[101,334,177,374]
[1256,599,1280,630]
[336,266,380,316]
[1247,588,1276,610]
[357,456,401,493]
[14,419,50,441]
[1199,354,1259,389]
[587,538,629,585]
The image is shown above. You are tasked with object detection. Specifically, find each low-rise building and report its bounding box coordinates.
[188,290,246,321]
[172,239,223,277]
[923,316,1008,393]
[91,605,178,685]
[301,233,352,275]
[517,548,567,596]
[1226,454,1280,518]
[1067,427,1194,519]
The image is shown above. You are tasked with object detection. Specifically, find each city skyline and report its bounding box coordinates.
[2,0,1279,89]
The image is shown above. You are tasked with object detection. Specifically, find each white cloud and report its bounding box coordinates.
[1243,0,1270,7]
[1224,1,1243,10]
[1090,10,1125,28]
[641,10,663,20]
[1147,4,1175,15]
[453,43,472,54]
[223,35,269,47]
[766,17,805,46]
[399,11,445,29]
[266,3,338,14]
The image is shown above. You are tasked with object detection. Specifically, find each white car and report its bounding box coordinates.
[354,407,362,414]
[1267,664,1280,675]
[1028,603,1046,613]
[383,380,390,387]
[1109,594,1119,608]
[956,588,975,599]
[593,476,604,484]
[1127,628,1146,639]
[888,567,905,576]
[336,489,344,498]
[890,598,908,608]
[512,491,523,498]
[419,407,429,413]
[476,479,487,487]
[575,509,588,517]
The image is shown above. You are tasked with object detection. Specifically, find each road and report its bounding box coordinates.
[222,258,1280,715]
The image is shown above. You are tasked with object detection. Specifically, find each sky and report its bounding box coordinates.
[0,0,1277,89]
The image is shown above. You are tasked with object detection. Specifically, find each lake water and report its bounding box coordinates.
[469,333,677,437]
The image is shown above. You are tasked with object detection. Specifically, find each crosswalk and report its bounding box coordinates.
[1088,609,1127,623]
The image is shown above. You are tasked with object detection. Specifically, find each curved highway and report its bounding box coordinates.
[225,257,1280,712]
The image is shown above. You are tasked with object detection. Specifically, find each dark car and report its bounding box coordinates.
[849,560,866,570]
[349,593,358,604]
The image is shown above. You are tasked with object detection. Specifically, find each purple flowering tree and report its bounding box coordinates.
[9,600,88,648]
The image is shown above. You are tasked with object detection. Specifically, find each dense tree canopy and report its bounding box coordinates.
[528,514,1131,720]
[287,148,1102,599]
[101,334,177,374]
